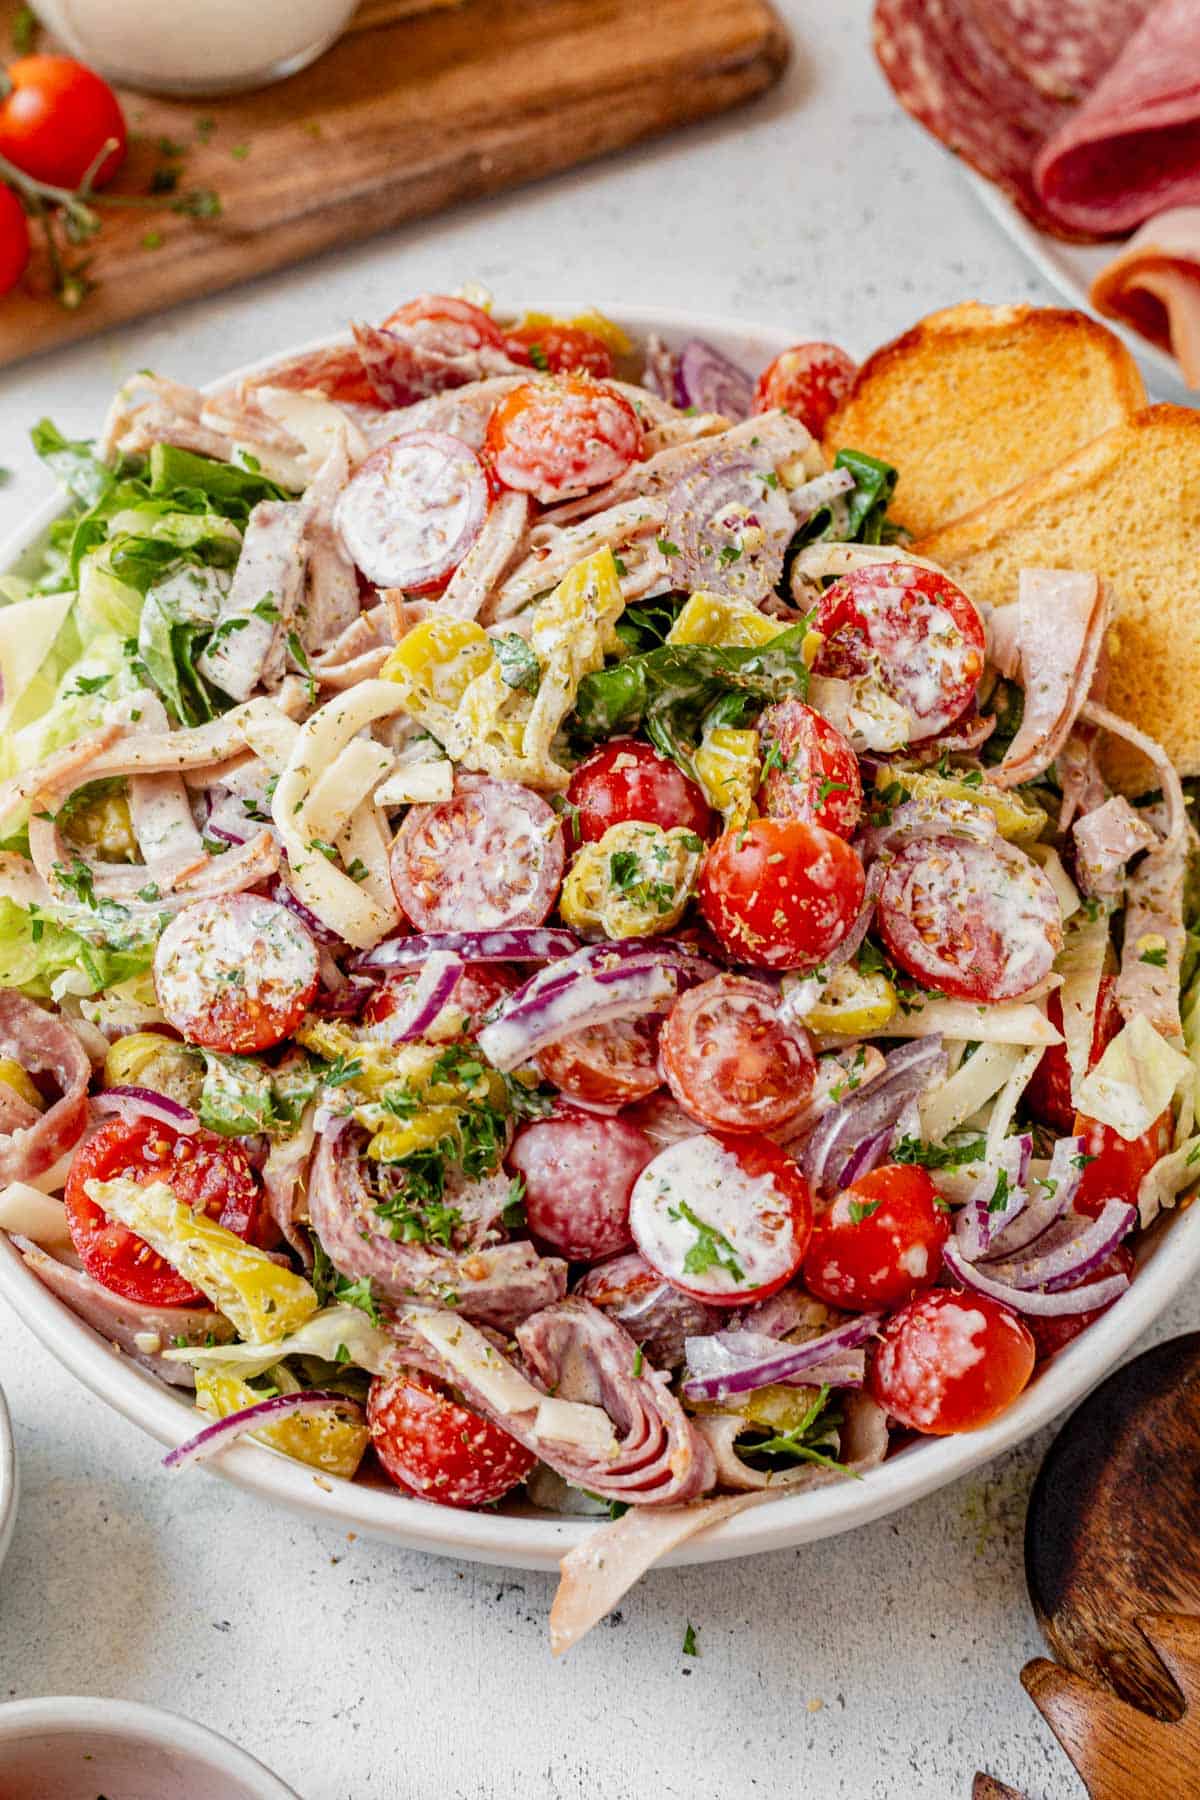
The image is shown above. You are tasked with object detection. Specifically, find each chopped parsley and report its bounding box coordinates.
[1139,945,1168,968]
[667,1200,743,1283]
[52,857,97,909]
[893,1135,986,1170]
[988,1170,1011,1214]
[323,1054,365,1089]
[656,537,681,558]
[847,1198,881,1225]
[493,633,542,695]
[682,1622,699,1657]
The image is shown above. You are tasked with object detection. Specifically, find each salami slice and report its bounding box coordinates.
[873,0,1077,237]
[508,1112,654,1260]
[0,994,90,1185]
[877,834,1062,1004]
[573,1250,720,1369]
[389,779,565,932]
[967,0,1153,102]
[660,975,816,1134]
[334,432,487,590]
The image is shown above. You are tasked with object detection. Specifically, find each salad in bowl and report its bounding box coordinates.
[0,292,1196,1649]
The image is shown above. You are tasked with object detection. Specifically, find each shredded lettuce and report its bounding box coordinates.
[0,896,155,1000]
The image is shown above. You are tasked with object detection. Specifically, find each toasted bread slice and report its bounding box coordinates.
[825,302,1146,538]
[916,404,1200,789]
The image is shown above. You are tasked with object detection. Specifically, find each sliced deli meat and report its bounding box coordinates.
[967,0,1153,102]
[0,995,90,1185]
[1034,0,1200,236]
[1091,207,1200,386]
[508,1111,654,1261]
[989,568,1107,788]
[334,433,488,590]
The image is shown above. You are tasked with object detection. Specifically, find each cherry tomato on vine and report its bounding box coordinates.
[0,57,127,190]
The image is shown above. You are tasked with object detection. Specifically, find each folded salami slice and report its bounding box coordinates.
[873,0,1073,234]
[967,0,1153,102]
[1035,0,1200,235]
[0,994,91,1185]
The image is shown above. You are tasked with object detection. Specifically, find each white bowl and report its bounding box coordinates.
[0,1385,15,1577]
[2,303,1199,1572]
[0,1696,299,1799]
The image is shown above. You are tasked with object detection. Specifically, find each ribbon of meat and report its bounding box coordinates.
[0,994,91,1184]
[989,569,1107,788]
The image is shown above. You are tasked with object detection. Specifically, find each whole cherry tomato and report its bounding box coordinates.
[868,1290,1035,1434]
[803,1163,950,1311]
[752,342,857,436]
[1072,1108,1173,1220]
[566,738,713,845]
[0,57,126,190]
[698,817,866,971]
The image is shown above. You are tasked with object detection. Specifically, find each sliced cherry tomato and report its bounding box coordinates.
[1072,1108,1173,1220]
[64,1117,263,1307]
[1027,975,1122,1136]
[876,835,1061,1003]
[803,1164,949,1311]
[504,322,615,379]
[629,1129,813,1306]
[757,698,862,838]
[485,375,644,503]
[752,342,857,437]
[660,973,815,1132]
[811,563,986,742]
[1027,1244,1136,1361]
[363,962,517,1043]
[698,818,866,972]
[390,779,565,931]
[0,57,126,190]
[368,1371,534,1508]
[382,293,507,354]
[508,1110,653,1259]
[153,894,319,1055]
[565,738,713,846]
[536,1013,662,1106]
[0,186,29,296]
[868,1290,1035,1434]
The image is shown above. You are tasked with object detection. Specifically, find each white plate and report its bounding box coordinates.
[965,171,1189,400]
[0,1695,299,1799]
[0,1385,15,1578]
[2,302,1199,1573]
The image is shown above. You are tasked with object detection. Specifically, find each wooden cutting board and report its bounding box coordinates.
[0,0,788,367]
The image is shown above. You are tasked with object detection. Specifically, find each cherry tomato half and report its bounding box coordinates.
[504,322,615,379]
[1027,1244,1136,1362]
[566,738,713,846]
[64,1117,263,1307]
[153,894,319,1055]
[485,375,644,504]
[1072,1107,1173,1220]
[368,1371,534,1508]
[757,698,862,838]
[811,563,986,742]
[536,1012,663,1107]
[803,1164,950,1311]
[868,1290,1035,1434]
[508,1110,653,1260]
[660,973,815,1133]
[0,57,126,190]
[629,1129,814,1306]
[0,185,29,296]
[698,818,866,971]
[1026,975,1122,1136]
[752,342,857,437]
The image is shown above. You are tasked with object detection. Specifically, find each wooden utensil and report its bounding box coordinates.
[0,0,787,368]
[975,1333,1200,1797]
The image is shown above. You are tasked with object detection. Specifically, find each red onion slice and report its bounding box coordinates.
[163,1390,365,1471]
[93,1086,199,1135]
[979,1136,1084,1262]
[664,449,795,604]
[951,1134,1033,1261]
[269,873,344,948]
[477,962,682,1073]
[674,339,754,419]
[787,467,855,522]
[681,1315,881,1402]
[981,1197,1137,1293]
[943,1241,1131,1318]
[386,951,464,1043]
[354,927,581,971]
[798,1037,946,1195]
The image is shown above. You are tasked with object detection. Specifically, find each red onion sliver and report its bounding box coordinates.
[979,1136,1084,1262]
[798,1037,946,1194]
[163,1390,365,1472]
[354,927,581,970]
[269,873,343,947]
[477,962,681,1073]
[982,1197,1137,1293]
[93,1086,199,1135]
[390,951,463,1042]
[681,1315,882,1402]
[943,1241,1130,1318]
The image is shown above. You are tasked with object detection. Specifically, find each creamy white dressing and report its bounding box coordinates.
[154,895,317,1027]
[629,1135,799,1298]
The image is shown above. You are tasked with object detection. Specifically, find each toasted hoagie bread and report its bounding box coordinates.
[824,302,1146,538]
[916,404,1200,788]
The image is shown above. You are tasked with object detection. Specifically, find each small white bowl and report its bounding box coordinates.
[0,1385,16,1579]
[0,1697,300,1800]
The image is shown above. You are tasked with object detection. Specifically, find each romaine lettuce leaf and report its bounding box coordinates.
[0,896,155,1000]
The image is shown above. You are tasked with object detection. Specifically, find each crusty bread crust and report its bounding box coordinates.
[916,404,1200,790]
[824,302,1146,539]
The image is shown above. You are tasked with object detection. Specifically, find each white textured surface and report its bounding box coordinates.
[0,2,1191,1795]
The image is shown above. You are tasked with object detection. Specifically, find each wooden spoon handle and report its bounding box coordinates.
[1022,1615,1200,1799]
